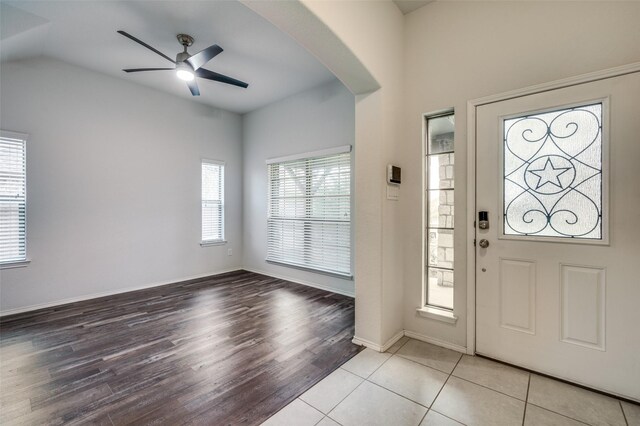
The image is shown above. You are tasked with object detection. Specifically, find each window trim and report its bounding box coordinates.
[265,145,352,278]
[422,110,456,312]
[0,130,28,267]
[201,159,226,245]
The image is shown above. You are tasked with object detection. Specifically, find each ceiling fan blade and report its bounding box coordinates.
[185,44,223,71]
[187,79,200,96]
[117,30,176,64]
[123,68,174,73]
[196,68,249,88]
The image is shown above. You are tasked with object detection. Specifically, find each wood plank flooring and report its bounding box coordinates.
[0,270,360,425]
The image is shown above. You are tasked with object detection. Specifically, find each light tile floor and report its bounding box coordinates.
[262,337,639,426]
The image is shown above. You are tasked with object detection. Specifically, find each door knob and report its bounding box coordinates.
[479,239,490,248]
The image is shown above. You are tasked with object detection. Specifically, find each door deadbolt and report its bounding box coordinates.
[479,239,490,248]
[478,211,489,229]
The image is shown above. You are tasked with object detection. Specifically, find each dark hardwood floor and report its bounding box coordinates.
[0,270,360,425]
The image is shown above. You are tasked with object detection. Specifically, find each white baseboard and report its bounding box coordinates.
[242,267,355,298]
[381,330,406,352]
[404,330,467,354]
[353,329,464,354]
[352,335,383,352]
[0,267,243,317]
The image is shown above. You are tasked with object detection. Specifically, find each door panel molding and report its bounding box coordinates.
[499,258,536,335]
[560,263,606,351]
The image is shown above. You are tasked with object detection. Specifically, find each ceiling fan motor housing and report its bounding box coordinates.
[176,51,191,64]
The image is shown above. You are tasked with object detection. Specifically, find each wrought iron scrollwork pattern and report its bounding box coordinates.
[503,103,603,239]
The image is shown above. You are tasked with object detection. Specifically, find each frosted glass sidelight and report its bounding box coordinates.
[503,103,603,239]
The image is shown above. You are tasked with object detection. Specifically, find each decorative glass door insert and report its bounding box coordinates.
[502,102,604,240]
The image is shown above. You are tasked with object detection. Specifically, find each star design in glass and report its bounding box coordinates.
[528,158,572,190]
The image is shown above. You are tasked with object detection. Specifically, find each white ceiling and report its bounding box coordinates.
[393,0,433,15]
[0,1,337,114]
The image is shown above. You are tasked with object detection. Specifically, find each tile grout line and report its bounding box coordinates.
[521,374,531,426]
[296,398,329,426]
[298,397,325,416]
[428,408,469,425]
[525,402,592,425]
[418,408,429,425]
[427,352,464,420]
[619,401,629,426]
[323,340,415,424]
[322,352,398,418]
[326,347,419,424]
[323,369,367,422]
[394,352,459,375]
[451,372,528,402]
[363,377,432,410]
[389,336,411,355]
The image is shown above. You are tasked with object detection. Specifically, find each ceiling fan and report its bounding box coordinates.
[117,30,249,96]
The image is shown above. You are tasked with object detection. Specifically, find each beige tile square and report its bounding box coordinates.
[621,401,640,426]
[340,348,391,378]
[527,375,626,426]
[431,376,525,425]
[299,368,364,414]
[386,336,410,354]
[261,399,324,426]
[316,417,341,426]
[420,410,463,425]
[524,404,585,426]
[452,355,529,400]
[369,355,448,407]
[396,339,462,374]
[329,380,427,426]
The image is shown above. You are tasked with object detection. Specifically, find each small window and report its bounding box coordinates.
[266,147,352,277]
[201,160,224,244]
[0,131,27,264]
[424,113,455,310]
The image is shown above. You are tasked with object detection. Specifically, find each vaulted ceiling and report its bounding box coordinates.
[0,1,338,114]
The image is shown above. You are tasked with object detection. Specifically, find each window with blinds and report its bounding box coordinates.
[267,147,352,277]
[201,160,224,244]
[0,132,27,264]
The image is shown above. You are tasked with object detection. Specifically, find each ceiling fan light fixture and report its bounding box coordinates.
[176,62,194,81]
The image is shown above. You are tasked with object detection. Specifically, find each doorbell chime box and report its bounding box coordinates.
[387,165,401,184]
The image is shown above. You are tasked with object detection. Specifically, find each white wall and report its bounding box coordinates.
[0,58,243,313]
[299,0,406,348]
[242,79,355,296]
[402,1,640,348]
[243,0,406,349]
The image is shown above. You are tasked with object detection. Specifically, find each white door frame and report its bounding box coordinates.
[465,61,640,356]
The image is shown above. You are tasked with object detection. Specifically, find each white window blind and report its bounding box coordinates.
[0,132,27,264]
[267,149,351,277]
[202,160,224,243]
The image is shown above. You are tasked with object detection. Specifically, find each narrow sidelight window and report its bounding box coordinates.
[425,113,455,310]
[201,160,224,244]
[0,131,27,264]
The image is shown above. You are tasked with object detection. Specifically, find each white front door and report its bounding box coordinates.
[475,71,640,401]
